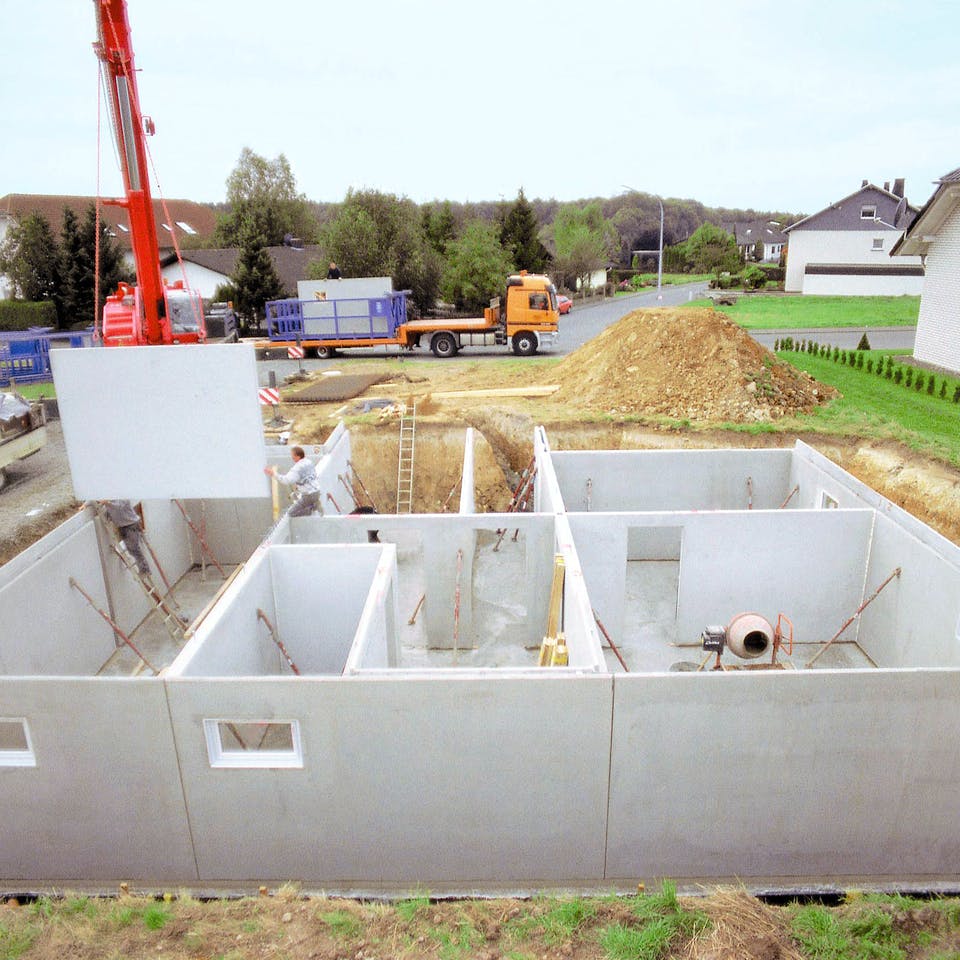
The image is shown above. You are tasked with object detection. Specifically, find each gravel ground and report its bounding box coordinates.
[0,420,79,561]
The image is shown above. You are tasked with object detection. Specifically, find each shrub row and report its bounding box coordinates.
[776,336,960,403]
[0,300,58,331]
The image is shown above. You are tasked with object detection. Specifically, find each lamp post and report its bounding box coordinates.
[623,186,664,300]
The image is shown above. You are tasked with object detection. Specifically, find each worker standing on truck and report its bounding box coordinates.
[264,446,322,516]
[101,500,151,576]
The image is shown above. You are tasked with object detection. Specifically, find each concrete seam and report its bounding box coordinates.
[602,674,615,880]
[162,679,202,882]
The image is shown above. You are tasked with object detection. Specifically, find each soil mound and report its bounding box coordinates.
[549,307,836,422]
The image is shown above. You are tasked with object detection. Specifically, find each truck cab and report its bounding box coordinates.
[488,273,561,356]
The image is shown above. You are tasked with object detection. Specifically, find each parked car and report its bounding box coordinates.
[557,294,573,315]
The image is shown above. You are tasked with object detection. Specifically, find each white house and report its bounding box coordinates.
[783,180,924,295]
[890,166,960,374]
[726,220,787,263]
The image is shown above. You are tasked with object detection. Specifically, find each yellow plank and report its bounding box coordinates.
[430,385,560,400]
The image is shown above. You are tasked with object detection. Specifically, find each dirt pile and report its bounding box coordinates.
[548,307,836,422]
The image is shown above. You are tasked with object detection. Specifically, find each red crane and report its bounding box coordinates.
[93,0,205,346]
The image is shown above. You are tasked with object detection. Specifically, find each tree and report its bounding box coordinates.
[421,201,458,256]
[0,213,60,311]
[547,202,617,292]
[441,220,514,312]
[215,148,318,248]
[231,211,284,335]
[316,190,443,314]
[685,222,741,281]
[499,189,549,274]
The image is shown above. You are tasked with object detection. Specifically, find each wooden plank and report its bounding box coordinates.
[430,385,560,400]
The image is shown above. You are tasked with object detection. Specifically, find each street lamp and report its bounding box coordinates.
[622,186,664,301]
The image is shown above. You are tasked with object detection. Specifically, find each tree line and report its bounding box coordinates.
[0,146,797,331]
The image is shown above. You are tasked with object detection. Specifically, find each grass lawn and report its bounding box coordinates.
[773,349,960,465]
[688,294,920,329]
[616,273,713,294]
[3,380,55,399]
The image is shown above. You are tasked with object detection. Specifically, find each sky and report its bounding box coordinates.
[1,0,958,218]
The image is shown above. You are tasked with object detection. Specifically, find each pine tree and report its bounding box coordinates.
[232,212,284,335]
[499,189,549,274]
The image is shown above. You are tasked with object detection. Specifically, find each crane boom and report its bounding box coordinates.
[93,0,204,346]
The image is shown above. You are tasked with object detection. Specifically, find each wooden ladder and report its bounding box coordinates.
[396,401,416,513]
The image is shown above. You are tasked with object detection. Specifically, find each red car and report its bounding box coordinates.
[557,294,573,315]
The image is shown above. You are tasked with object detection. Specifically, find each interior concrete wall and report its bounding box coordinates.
[344,544,400,672]
[460,428,475,513]
[51,345,267,500]
[551,449,794,512]
[163,675,613,884]
[175,498,274,566]
[533,426,563,514]
[553,514,606,672]
[0,677,196,882]
[0,518,114,676]
[269,546,385,675]
[172,554,278,677]
[859,512,960,667]
[606,669,960,883]
[569,510,874,657]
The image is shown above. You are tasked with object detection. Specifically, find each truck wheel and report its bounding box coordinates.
[431,332,458,358]
[315,345,337,360]
[512,332,538,356]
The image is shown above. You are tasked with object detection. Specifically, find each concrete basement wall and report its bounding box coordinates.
[174,498,273,566]
[343,544,400,672]
[551,449,794,512]
[534,426,563,513]
[606,669,960,884]
[162,674,613,884]
[568,510,874,659]
[0,516,114,676]
[0,677,196,882]
[859,511,960,667]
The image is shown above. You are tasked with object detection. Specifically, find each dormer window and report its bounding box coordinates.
[861,204,877,219]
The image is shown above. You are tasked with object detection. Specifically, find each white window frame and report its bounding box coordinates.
[872,237,884,251]
[0,718,36,768]
[860,204,877,219]
[203,719,303,769]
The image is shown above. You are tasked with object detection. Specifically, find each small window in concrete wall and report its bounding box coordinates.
[820,491,839,509]
[0,719,35,767]
[203,719,303,769]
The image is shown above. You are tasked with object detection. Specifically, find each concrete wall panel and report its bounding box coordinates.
[164,675,612,884]
[607,670,960,881]
[51,345,266,500]
[176,498,273,566]
[0,521,114,676]
[269,546,383,675]
[859,513,960,667]
[0,678,195,881]
[553,449,793,512]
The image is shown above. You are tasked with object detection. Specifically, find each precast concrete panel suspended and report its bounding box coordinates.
[51,344,268,500]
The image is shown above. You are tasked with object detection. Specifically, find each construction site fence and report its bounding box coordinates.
[0,328,94,387]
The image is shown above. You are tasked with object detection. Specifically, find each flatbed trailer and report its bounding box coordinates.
[258,273,560,359]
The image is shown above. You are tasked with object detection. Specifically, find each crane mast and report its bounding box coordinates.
[93,0,203,345]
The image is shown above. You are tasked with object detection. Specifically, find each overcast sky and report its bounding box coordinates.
[1,0,957,217]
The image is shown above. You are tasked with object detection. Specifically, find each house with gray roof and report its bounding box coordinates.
[890,166,960,374]
[783,180,923,295]
[160,243,327,299]
[725,220,787,263]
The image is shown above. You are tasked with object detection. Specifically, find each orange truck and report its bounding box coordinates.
[260,273,560,359]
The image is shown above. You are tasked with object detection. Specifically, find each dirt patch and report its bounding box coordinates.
[545,307,835,422]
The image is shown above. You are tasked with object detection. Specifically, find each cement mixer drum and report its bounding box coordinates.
[726,612,774,659]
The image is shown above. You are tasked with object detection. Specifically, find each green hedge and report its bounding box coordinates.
[0,300,57,331]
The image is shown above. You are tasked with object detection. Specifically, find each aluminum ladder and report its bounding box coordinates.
[396,401,416,513]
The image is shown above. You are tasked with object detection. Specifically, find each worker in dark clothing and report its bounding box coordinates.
[327,261,342,279]
[102,500,150,576]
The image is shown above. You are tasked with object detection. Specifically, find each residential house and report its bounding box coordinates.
[0,193,217,298]
[725,220,787,263]
[160,243,326,299]
[890,166,960,374]
[783,180,923,295]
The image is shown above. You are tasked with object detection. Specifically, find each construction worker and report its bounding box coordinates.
[101,500,150,576]
[264,446,322,517]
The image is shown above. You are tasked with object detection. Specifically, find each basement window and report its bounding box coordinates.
[820,491,840,509]
[203,719,303,769]
[0,718,36,767]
